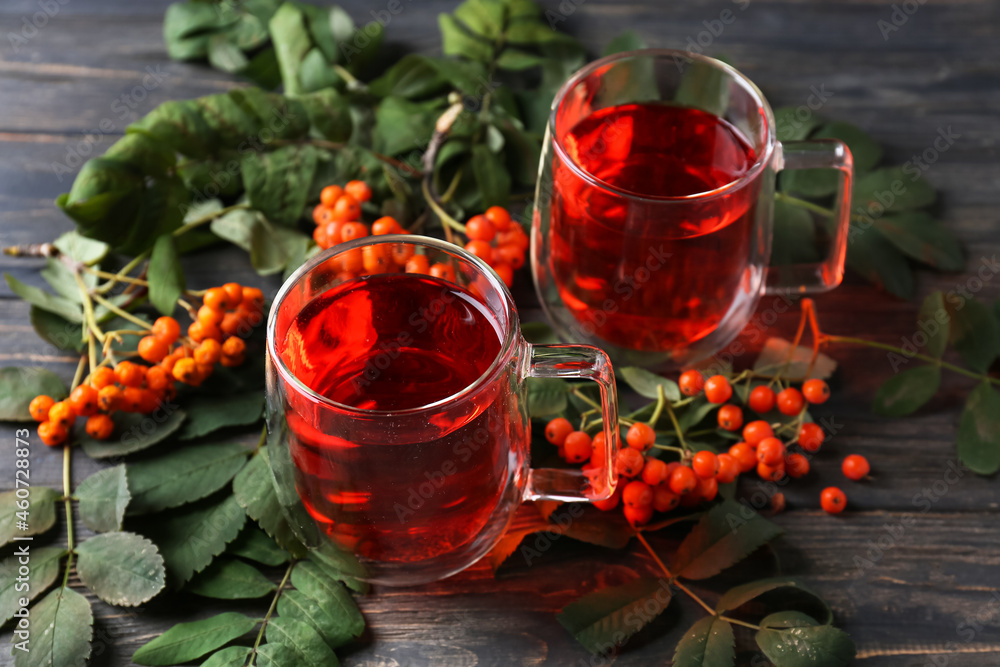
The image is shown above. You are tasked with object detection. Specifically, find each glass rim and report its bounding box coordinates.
[266,234,519,417]
[549,47,777,204]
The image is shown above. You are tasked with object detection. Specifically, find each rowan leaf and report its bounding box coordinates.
[917,291,949,358]
[290,561,365,642]
[148,494,247,584]
[846,227,914,299]
[619,367,682,402]
[228,525,289,566]
[4,274,81,324]
[127,442,250,514]
[671,500,783,580]
[956,381,1000,475]
[265,616,341,667]
[873,212,964,271]
[716,577,831,624]
[76,464,130,532]
[0,487,60,547]
[201,646,255,667]
[178,392,263,440]
[52,230,109,265]
[557,577,672,655]
[673,616,735,667]
[132,612,258,666]
[755,622,856,667]
[871,365,941,418]
[527,378,571,416]
[78,409,187,459]
[148,235,186,315]
[187,558,275,599]
[13,586,92,667]
[0,547,65,626]
[0,367,68,421]
[947,296,1000,373]
[75,532,166,606]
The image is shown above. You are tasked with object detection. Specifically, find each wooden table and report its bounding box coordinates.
[2,0,999,664]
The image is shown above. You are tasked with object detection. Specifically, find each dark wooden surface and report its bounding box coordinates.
[2,0,1000,665]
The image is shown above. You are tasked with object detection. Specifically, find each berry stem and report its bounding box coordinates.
[60,443,74,589]
[822,334,1000,385]
[81,266,148,287]
[663,401,689,452]
[652,443,685,454]
[646,385,666,429]
[775,192,835,218]
[250,561,295,657]
[90,292,153,330]
[74,271,106,344]
[634,532,715,615]
[70,355,87,391]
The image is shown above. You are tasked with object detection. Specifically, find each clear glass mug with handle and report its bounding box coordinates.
[531,49,853,369]
[265,235,620,586]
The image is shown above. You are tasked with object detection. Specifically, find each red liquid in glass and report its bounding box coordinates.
[551,102,760,352]
[277,273,516,563]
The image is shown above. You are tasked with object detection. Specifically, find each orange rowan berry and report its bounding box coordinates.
[194,339,222,366]
[221,336,246,358]
[465,215,496,242]
[616,448,645,478]
[220,353,245,368]
[362,245,393,273]
[691,451,719,478]
[241,287,264,311]
[152,316,181,344]
[742,420,774,447]
[563,431,592,463]
[391,242,415,266]
[798,423,825,452]
[757,460,785,482]
[770,492,786,514]
[312,221,332,248]
[641,458,669,486]
[748,385,776,414]
[220,311,243,338]
[29,395,55,422]
[97,386,122,412]
[114,361,145,388]
[704,375,732,403]
[320,185,344,207]
[728,442,757,473]
[429,263,456,282]
[623,503,654,526]
[626,422,656,451]
[405,254,431,274]
[717,404,743,431]
[85,414,114,440]
[203,287,230,311]
[69,385,99,417]
[172,358,199,384]
[197,305,223,327]
[145,366,170,392]
[188,320,221,344]
[494,244,525,270]
[138,335,170,363]
[344,180,372,203]
[341,248,364,273]
[339,222,368,243]
[592,486,621,512]
[372,216,401,236]
[669,465,698,495]
[776,387,805,416]
[678,370,704,396]
[590,431,607,464]
[652,484,679,512]
[159,353,179,375]
[48,400,76,428]
[492,262,514,288]
[802,379,830,404]
[38,421,68,447]
[756,437,786,466]
[697,475,719,501]
[313,204,334,227]
[222,282,243,306]
[545,418,573,446]
[89,367,116,390]
[785,453,810,478]
[820,487,846,514]
[715,453,741,484]
[842,454,870,481]
[623,480,653,508]
[121,387,144,412]
[484,206,512,231]
[464,240,493,265]
[332,194,361,221]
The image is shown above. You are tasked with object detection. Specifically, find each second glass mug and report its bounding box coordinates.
[265,235,620,586]
[532,49,854,369]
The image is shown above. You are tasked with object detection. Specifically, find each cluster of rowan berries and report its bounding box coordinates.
[28,282,262,447]
[545,371,872,524]
[458,207,528,288]
[311,180,377,251]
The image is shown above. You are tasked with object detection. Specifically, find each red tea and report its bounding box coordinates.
[277,273,517,563]
[550,102,760,352]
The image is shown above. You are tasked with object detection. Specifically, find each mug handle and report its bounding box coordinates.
[765,139,854,294]
[522,343,620,502]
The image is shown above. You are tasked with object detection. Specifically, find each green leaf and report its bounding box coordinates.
[178,392,263,440]
[147,234,185,316]
[307,541,369,593]
[452,0,505,38]
[269,3,311,96]
[761,611,820,628]
[369,54,449,99]
[496,49,547,70]
[187,557,275,599]
[52,230,109,265]
[163,3,236,48]
[527,377,570,416]
[266,616,341,667]
[208,33,249,73]
[127,442,250,514]
[947,296,1000,373]
[0,487,59,547]
[0,547,64,626]
[278,587,362,649]
[873,212,964,271]
[673,616,735,667]
[150,494,247,584]
[242,145,319,227]
[76,464,130,533]
[716,577,830,623]
[602,30,647,56]
[299,88,353,142]
[871,365,940,418]
[773,106,821,143]
[619,367,682,402]
[5,274,82,323]
[373,96,443,156]
[557,577,672,655]
[13,587,92,667]
[439,13,493,62]
[675,60,729,118]
[846,227,914,299]
[78,408,187,459]
[256,642,298,666]
[918,291,949,358]
[40,256,93,304]
[472,143,511,208]
[956,381,1000,475]
[129,100,217,159]
[133,612,258,666]
[782,122,882,197]
[104,131,178,178]
[289,560,366,642]
[854,167,936,213]
[75,531,166,606]
[671,500,783,580]
[29,307,83,352]
[677,399,719,433]
[0,367,68,421]
[228,525,289,566]
[201,646,255,667]
[522,321,559,345]
[234,450,303,554]
[756,623,856,667]
[772,199,819,265]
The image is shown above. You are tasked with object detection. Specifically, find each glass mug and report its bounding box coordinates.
[265,235,620,586]
[531,49,853,369]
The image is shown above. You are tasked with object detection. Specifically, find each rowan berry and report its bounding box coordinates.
[748,385,776,414]
[340,248,364,273]
[641,458,670,486]
[717,404,743,431]
[220,353,245,368]
[114,361,145,388]
[464,240,493,265]
[339,222,368,242]
[544,417,573,446]
[203,287,230,311]
[320,184,344,207]
[742,420,774,447]
[97,385,122,412]
[715,453,741,484]
[797,423,824,452]
[756,437,785,466]
[466,215,496,242]
[152,316,181,344]
[429,263,456,282]
[842,454,870,481]
[89,367,116,390]
[332,194,361,221]
[696,476,718,501]
[776,387,805,416]
[313,204,335,228]
[85,414,114,440]
[757,460,785,482]
[652,484,679,512]
[138,335,170,363]
[770,492,786,514]
[363,245,393,273]
[704,375,732,403]
[484,206,512,231]
[494,244,525,270]
[391,243,415,266]
[802,379,830,404]
[69,385,99,417]
[38,421,68,447]
[492,262,514,288]
[729,442,757,472]
[172,358,199,384]
[121,387,144,412]
[192,339,221,366]
[785,453,810,478]
[345,180,372,203]
[219,283,242,307]
[221,336,246,358]
[145,366,170,392]
[626,422,656,452]
[590,431,607,464]
[820,487,846,514]
[622,480,653,508]
[405,254,431,274]
[220,311,242,337]
[623,503,654,526]
[616,448,645,478]
[188,320,221,344]
[371,217,400,236]
[241,287,264,311]
[592,486,621,512]
[564,431,593,463]
[678,370,704,396]
[691,451,719,478]
[48,401,75,428]
[669,465,698,495]
[137,389,160,414]
[29,395,55,422]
